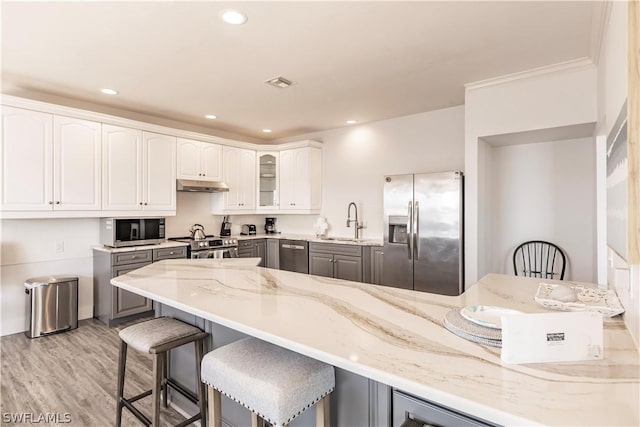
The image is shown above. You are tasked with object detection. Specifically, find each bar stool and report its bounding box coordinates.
[116,317,209,427]
[201,337,335,427]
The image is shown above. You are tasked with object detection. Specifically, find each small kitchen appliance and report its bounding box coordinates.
[100,217,165,247]
[169,236,238,259]
[220,216,232,237]
[265,217,277,234]
[241,224,257,235]
[189,224,206,240]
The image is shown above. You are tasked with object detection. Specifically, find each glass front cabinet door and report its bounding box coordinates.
[257,152,279,210]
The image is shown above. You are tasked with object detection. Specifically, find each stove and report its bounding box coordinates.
[169,235,238,259]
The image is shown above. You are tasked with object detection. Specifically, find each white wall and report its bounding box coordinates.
[170,106,466,240]
[487,137,596,282]
[277,106,466,238]
[596,1,639,348]
[465,63,598,285]
[0,219,99,336]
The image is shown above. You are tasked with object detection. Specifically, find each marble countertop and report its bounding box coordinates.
[234,233,383,246]
[111,260,639,426]
[93,241,189,253]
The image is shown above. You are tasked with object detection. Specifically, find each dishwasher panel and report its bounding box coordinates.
[279,239,309,273]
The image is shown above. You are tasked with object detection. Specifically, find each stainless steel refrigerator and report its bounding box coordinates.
[382,171,464,295]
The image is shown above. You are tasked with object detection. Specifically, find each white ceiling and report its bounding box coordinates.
[1,1,598,142]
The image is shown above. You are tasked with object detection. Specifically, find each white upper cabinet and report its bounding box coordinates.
[1,97,322,217]
[102,125,142,210]
[1,106,53,211]
[177,138,222,181]
[1,106,102,212]
[53,116,102,210]
[219,146,256,211]
[102,125,176,211]
[279,146,322,212]
[143,132,176,210]
[257,151,279,210]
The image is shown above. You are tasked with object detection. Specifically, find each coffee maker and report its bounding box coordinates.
[220,216,232,237]
[265,217,277,234]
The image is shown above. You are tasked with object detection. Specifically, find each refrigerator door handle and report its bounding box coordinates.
[414,201,420,260]
[407,201,413,260]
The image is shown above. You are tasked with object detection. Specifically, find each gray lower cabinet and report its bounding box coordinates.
[266,238,279,269]
[94,245,187,326]
[237,239,266,267]
[392,390,495,427]
[156,303,392,427]
[370,246,384,285]
[309,242,363,282]
[111,262,153,319]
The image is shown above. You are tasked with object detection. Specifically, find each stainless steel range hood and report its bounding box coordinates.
[176,179,229,193]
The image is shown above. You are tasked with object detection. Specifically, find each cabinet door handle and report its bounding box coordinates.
[144,202,148,205]
[49,201,54,205]
[131,255,137,259]
[55,201,61,205]
[139,202,143,206]
[169,251,174,255]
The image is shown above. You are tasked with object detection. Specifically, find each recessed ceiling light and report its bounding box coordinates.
[346,120,357,125]
[205,114,217,119]
[100,88,118,95]
[262,129,272,133]
[220,9,247,25]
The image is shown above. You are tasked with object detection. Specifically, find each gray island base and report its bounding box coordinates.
[112,259,640,427]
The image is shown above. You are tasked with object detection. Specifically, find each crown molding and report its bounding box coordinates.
[0,94,320,151]
[590,1,612,66]
[464,57,595,91]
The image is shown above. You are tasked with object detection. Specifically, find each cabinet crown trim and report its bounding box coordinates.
[1,95,322,151]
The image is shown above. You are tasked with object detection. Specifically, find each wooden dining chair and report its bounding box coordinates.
[513,240,566,280]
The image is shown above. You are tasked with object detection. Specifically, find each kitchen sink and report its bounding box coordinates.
[320,237,362,242]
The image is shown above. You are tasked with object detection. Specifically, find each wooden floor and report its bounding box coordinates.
[1,318,190,426]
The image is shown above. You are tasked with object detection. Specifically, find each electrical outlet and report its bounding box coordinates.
[55,241,64,253]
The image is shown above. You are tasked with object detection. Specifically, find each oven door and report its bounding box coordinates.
[211,248,238,259]
[191,250,211,259]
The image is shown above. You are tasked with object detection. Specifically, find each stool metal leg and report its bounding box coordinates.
[116,340,127,427]
[151,353,163,426]
[195,339,207,426]
[315,396,330,427]
[208,387,222,427]
[162,351,169,408]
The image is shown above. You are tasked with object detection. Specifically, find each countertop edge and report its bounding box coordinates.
[112,273,539,427]
[233,233,383,246]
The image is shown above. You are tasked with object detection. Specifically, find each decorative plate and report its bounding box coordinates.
[535,283,625,317]
[459,305,523,329]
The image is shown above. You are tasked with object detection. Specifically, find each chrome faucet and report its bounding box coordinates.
[346,202,364,240]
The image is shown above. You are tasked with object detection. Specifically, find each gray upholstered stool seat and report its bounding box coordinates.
[201,337,335,427]
[119,316,203,353]
[116,317,208,427]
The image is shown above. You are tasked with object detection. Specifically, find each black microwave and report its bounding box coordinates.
[100,218,165,247]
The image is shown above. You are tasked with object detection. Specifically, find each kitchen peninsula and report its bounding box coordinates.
[111,259,640,427]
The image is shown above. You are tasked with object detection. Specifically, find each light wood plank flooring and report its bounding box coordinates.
[1,318,190,426]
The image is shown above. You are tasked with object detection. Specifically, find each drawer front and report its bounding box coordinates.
[112,250,153,266]
[392,390,494,427]
[153,246,187,261]
[238,240,255,249]
[237,248,254,258]
[309,242,362,257]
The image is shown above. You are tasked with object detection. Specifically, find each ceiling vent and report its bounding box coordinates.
[265,76,293,89]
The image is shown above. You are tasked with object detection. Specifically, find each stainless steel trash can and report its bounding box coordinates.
[24,276,78,338]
